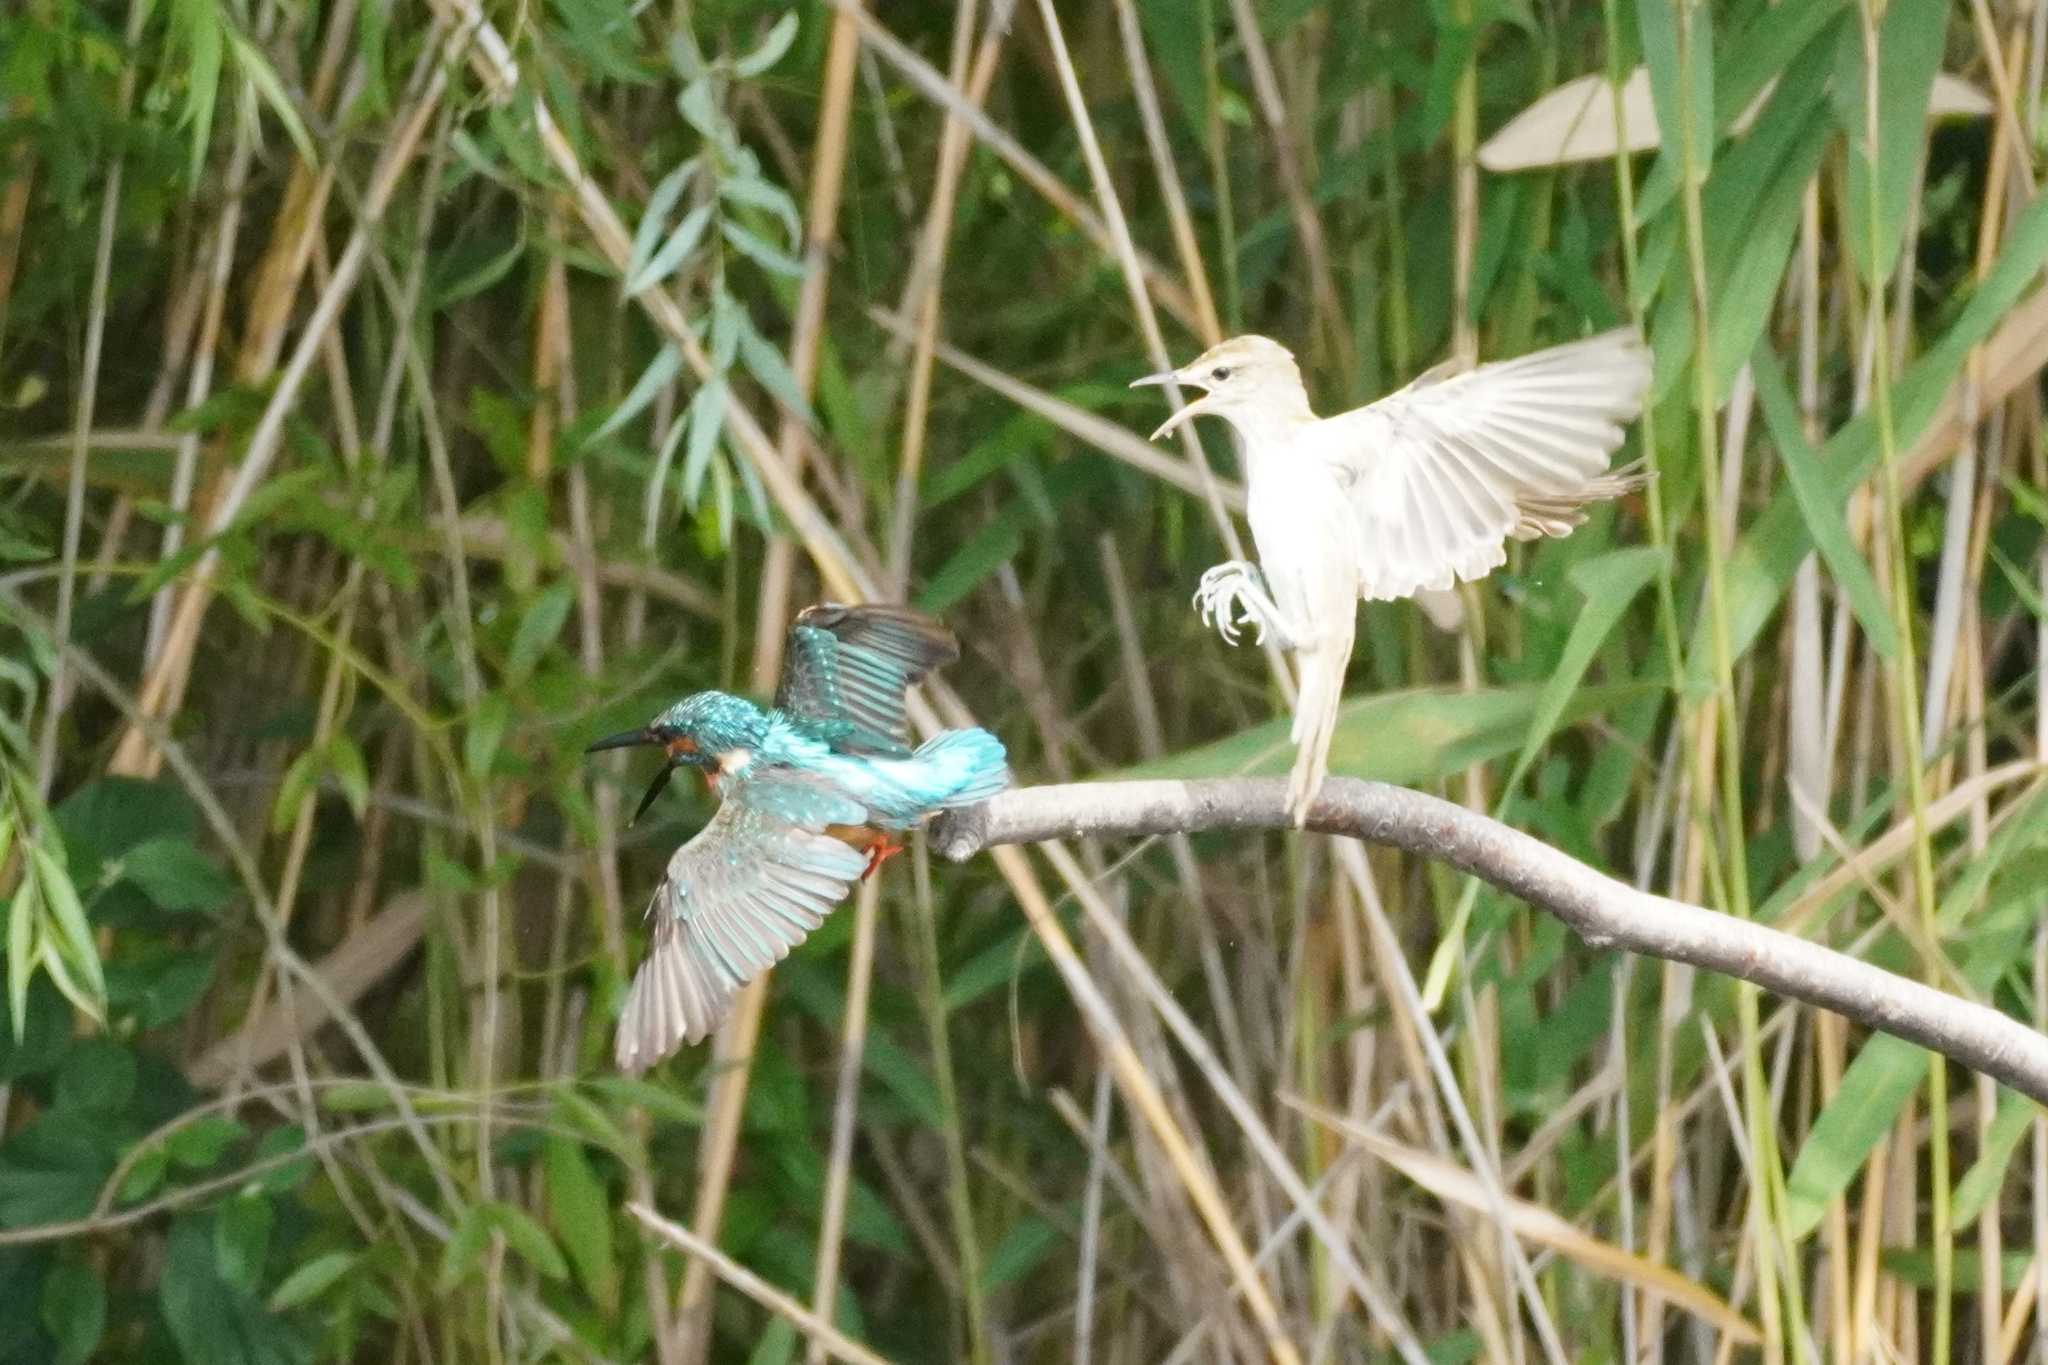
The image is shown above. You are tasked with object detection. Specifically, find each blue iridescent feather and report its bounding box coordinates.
[594,604,1010,1072]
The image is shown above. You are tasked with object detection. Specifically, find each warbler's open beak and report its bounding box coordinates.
[1146,394,1215,442]
[1130,368,1214,443]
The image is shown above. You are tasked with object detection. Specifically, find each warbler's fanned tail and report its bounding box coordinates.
[911,727,1012,809]
[1285,626,1351,826]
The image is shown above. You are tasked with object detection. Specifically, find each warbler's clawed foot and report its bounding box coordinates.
[1193,561,1279,647]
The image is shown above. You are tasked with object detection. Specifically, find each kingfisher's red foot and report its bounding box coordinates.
[860,837,905,881]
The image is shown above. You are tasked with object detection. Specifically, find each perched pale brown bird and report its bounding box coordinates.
[1133,329,1652,822]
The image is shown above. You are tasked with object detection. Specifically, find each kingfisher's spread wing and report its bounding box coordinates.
[615,776,868,1073]
[1316,329,1650,602]
[774,603,960,756]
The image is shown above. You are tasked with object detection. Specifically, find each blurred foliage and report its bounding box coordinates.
[1,0,2046,1359]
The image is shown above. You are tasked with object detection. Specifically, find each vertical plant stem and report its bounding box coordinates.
[1854,3,1949,1354]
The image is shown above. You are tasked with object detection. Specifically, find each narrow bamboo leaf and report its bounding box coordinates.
[438,1205,493,1291]
[226,30,316,169]
[487,1201,569,1281]
[735,317,815,428]
[1503,546,1667,793]
[1125,681,1658,789]
[326,734,370,821]
[585,343,684,448]
[1691,184,2048,687]
[1835,0,1945,286]
[1952,1090,2034,1230]
[507,582,575,681]
[721,219,807,278]
[1747,347,1899,659]
[9,877,37,1045]
[680,377,727,505]
[719,171,803,254]
[174,0,225,184]
[625,161,698,289]
[30,844,103,1010]
[543,1137,620,1312]
[1635,0,1713,184]
[1784,1033,1928,1238]
[465,694,509,781]
[627,203,713,296]
[1715,0,1849,128]
[733,12,798,77]
[268,1251,357,1311]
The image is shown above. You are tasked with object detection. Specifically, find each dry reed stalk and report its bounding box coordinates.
[881,0,996,589]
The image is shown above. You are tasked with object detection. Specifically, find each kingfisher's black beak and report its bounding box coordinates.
[585,726,679,826]
[585,727,658,754]
[628,767,674,827]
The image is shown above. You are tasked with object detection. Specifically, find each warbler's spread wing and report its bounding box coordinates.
[615,777,868,1073]
[1317,329,1650,601]
[774,603,959,756]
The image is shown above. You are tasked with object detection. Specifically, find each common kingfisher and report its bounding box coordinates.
[587,603,1010,1072]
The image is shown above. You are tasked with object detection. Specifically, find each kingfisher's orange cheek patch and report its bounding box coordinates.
[666,735,698,758]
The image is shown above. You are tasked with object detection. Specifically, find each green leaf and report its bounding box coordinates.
[628,202,714,296]
[1747,347,1900,659]
[214,1194,273,1294]
[40,1259,106,1365]
[1784,1034,1929,1238]
[53,1040,134,1115]
[119,1143,168,1204]
[268,1250,358,1311]
[720,171,802,253]
[465,694,510,781]
[981,1215,1059,1291]
[735,315,816,428]
[225,30,316,170]
[1636,0,1713,185]
[1696,183,2048,687]
[721,219,806,278]
[587,1076,703,1126]
[507,583,574,681]
[544,1137,619,1312]
[1835,0,1945,285]
[1503,546,1666,793]
[438,1205,494,1291]
[587,343,686,448]
[680,376,728,505]
[326,734,370,821]
[626,161,698,289]
[1952,1090,2034,1231]
[733,11,798,77]
[159,1213,308,1363]
[1123,681,1659,789]
[29,843,103,1017]
[117,837,235,914]
[8,875,34,1042]
[168,1116,246,1170]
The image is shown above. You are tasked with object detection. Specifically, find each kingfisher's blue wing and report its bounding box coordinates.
[774,603,959,756]
[615,777,868,1073]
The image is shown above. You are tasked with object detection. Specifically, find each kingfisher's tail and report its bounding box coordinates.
[911,727,1012,809]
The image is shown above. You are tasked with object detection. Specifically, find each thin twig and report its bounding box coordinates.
[627,1204,892,1365]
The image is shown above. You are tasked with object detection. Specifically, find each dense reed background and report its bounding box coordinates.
[3,0,2047,1358]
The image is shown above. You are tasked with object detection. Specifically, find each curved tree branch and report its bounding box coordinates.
[932,777,2048,1106]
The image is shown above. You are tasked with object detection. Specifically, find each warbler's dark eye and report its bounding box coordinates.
[1212,366,1231,382]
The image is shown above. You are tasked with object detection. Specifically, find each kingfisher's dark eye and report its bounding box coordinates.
[1212,366,1231,382]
